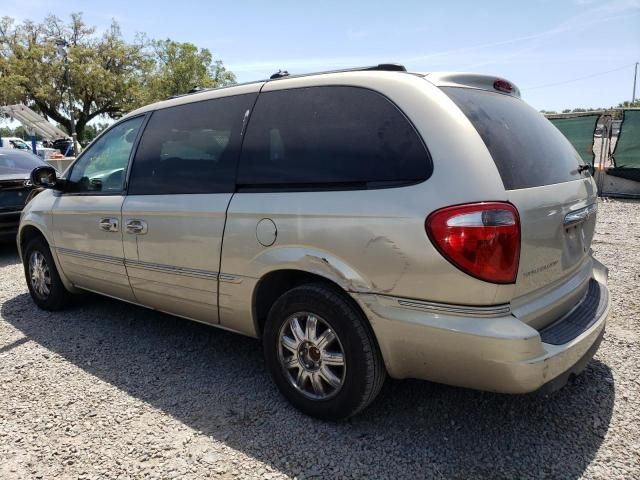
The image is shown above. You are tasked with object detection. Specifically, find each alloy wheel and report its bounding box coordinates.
[29,250,51,299]
[277,312,346,400]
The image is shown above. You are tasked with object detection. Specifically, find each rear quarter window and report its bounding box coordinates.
[442,87,587,190]
[238,86,432,189]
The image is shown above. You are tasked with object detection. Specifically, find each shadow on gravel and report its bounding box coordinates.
[0,242,20,268]
[1,293,615,479]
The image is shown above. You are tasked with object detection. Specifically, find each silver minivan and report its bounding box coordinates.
[19,64,609,419]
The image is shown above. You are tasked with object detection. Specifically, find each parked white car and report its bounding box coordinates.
[2,136,31,150]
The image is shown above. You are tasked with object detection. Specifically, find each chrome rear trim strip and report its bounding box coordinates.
[397,298,511,317]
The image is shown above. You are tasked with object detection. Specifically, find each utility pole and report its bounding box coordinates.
[633,62,639,105]
[56,39,78,156]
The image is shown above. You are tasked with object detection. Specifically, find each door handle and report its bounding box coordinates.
[125,219,148,235]
[99,217,119,232]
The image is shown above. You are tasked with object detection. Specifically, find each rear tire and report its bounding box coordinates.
[23,236,73,311]
[263,283,385,420]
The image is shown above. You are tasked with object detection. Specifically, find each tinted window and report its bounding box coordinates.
[67,116,144,193]
[0,149,45,174]
[442,87,587,190]
[238,86,431,188]
[128,94,256,195]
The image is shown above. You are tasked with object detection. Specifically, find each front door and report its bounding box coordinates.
[51,115,146,302]
[121,91,259,323]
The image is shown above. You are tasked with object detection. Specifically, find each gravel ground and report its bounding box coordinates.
[1,198,639,479]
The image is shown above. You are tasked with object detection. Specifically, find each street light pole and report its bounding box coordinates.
[56,39,78,156]
[633,62,638,105]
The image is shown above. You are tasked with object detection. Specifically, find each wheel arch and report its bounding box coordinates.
[251,268,376,343]
[18,222,78,293]
[18,224,49,261]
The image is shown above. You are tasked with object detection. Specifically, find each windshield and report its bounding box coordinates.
[442,87,587,190]
[9,139,30,150]
[0,149,45,174]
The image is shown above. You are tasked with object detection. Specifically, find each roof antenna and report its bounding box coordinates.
[270,70,290,80]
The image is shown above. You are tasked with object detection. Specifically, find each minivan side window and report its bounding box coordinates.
[127,94,256,195]
[237,86,431,189]
[66,116,144,193]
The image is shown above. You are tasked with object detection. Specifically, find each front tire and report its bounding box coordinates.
[23,236,73,311]
[263,283,385,420]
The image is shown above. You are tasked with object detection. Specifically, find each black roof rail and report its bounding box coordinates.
[266,63,408,81]
[270,70,290,79]
[163,63,409,100]
[168,86,210,99]
[362,63,407,72]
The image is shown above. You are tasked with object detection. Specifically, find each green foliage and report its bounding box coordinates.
[0,14,149,139]
[617,100,640,109]
[79,122,109,145]
[0,13,235,139]
[545,102,640,120]
[144,39,236,101]
[0,124,41,140]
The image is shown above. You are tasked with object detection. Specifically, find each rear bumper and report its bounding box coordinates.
[535,327,604,394]
[354,261,609,394]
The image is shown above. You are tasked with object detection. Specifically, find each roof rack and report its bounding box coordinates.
[362,63,406,72]
[270,70,290,79]
[166,81,252,100]
[165,63,409,100]
[267,63,407,82]
[168,86,208,99]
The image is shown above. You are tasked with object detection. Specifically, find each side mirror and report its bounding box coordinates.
[31,165,63,190]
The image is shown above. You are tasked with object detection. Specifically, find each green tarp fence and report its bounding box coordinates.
[612,110,640,168]
[550,115,598,166]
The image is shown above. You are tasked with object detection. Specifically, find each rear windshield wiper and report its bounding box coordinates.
[577,165,591,174]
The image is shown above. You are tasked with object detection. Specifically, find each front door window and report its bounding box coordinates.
[66,116,144,193]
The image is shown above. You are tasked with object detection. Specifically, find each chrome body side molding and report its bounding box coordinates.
[55,247,241,283]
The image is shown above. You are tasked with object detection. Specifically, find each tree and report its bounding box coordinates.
[0,14,236,139]
[145,39,236,101]
[0,124,40,139]
[617,100,640,109]
[79,121,109,144]
[0,14,151,139]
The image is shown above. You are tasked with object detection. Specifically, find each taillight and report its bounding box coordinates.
[426,202,520,284]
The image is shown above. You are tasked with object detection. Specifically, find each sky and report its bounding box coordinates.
[2,0,639,112]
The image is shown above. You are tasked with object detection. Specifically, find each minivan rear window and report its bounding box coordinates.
[238,86,431,189]
[442,87,587,190]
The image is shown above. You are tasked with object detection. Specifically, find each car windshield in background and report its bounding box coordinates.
[0,149,45,174]
[10,140,30,150]
[441,87,586,190]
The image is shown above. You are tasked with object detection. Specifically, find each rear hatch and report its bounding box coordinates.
[431,76,598,327]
